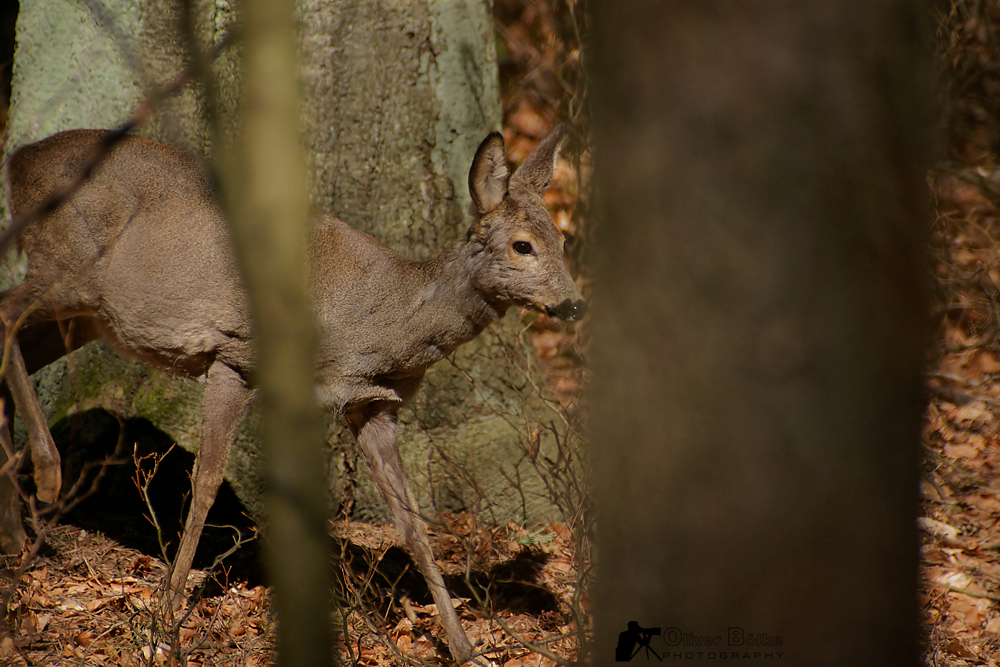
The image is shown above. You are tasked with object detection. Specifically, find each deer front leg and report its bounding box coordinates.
[351,408,474,664]
[167,360,252,608]
[5,339,61,503]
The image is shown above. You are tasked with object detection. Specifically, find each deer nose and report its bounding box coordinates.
[548,298,587,322]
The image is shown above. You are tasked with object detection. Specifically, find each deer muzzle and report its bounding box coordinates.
[547,298,587,322]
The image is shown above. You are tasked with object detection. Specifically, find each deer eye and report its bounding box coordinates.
[513,241,533,255]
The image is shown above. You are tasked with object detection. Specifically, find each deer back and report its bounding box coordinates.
[7,130,252,377]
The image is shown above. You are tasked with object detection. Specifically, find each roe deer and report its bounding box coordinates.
[0,125,584,664]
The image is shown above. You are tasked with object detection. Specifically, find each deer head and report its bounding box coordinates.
[468,125,586,322]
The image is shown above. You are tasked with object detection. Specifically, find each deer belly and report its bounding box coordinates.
[95,227,249,376]
[99,290,245,378]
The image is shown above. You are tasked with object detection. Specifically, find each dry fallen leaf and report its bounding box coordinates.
[976,351,1000,374]
[945,640,977,659]
[954,404,993,429]
[504,654,557,667]
[59,599,86,612]
[919,517,963,545]
[0,634,14,658]
[945,442,979,459]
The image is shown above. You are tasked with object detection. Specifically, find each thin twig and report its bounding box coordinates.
[944,583,1000,602]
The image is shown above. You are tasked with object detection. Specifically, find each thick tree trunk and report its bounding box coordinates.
[588,2,934,664]
[299,0,498,250]
[3,0,559,531]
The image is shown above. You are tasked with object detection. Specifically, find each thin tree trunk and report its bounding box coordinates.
[220,0,332,664]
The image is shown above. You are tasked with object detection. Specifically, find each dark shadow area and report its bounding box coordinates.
[335,538,560,617]
[0,0,18,131]
[42,408,263,590]
[475,547,557,613]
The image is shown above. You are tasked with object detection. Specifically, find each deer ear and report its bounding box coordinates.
[509,124,566,195]
[469,132,509,215]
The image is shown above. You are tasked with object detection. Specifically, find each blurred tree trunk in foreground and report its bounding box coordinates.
[220,0,332,664]
[588,2,934,665]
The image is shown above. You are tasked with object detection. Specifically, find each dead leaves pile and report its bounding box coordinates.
[921,171,1000,664]
[334,518,588,667]
[0,517,587,666]
[0,525,273,666]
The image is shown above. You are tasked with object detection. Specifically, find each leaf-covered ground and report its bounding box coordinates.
[0,517,587,666]
[921,171,1000,665]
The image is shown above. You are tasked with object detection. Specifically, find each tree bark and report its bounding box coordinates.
[588,2,934,664]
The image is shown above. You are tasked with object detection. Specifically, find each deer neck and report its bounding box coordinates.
[412,233,507,351]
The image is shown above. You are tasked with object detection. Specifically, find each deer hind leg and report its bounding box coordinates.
[0,282,103,510]
[351,408,474,664]
[0,286,68,506]
[0,397,26,553]
[167,360,252,608]
[5,340,60,503]
[0,317,101,553]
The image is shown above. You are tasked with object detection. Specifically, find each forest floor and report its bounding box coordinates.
[0,518,585,666]
[920,169,1000,665]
